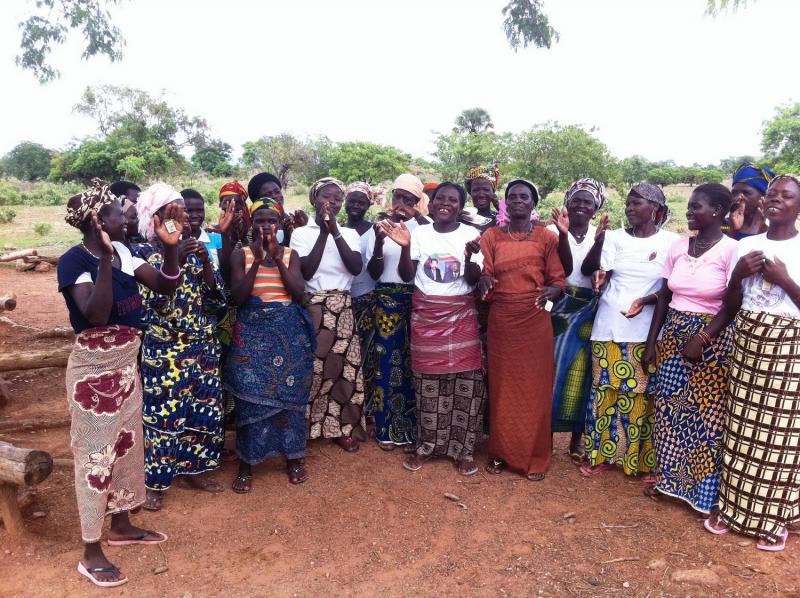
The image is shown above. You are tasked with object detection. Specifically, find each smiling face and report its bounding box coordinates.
[345,192,370,220]
[183,196,205,233]
[391,188,419,215]
[685,192,719,232]
[430,186,461,225]
[124,205,139,239]
[469,178,495,212]
[625,193,657,228]
[258,181,284,205]
[731,182,763,216]
[314,184,344,217]
[764,177,800,226]
[98,199,126,242]
[566,190,597,225]
[505,184,534,219]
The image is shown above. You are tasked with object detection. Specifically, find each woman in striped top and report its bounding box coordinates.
[223,201,316,492]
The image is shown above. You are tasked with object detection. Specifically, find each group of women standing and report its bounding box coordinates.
[57,160,800,586]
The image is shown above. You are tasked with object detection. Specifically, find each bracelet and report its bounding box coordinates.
[159,267,182,281]
[333,233,343,240]
[697,330,712,345]
[374,255,384,260]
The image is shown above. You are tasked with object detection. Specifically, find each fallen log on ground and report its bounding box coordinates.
[0,346,72,373]
[0,294,16,312]
[31,327,75,340]
[0,249,36,263]
[14,260,35,272]
[0,417,71,432]
[22,255,58,266]
[0,441,52,536]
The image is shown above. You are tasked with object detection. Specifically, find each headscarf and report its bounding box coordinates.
[732,163,775,195]
[564,178,607,211]
[219,181,248,201]
[250,198,285,217]
[309,177,346,203]
[465,162,501,191]
[345,181,374,203]
[247,172,282,202]
[136,182,183,239]
[768,174,800,191]
[497,178,540,226]
[629,182,670,228]
[391,173,428,216]
[64,178,116,228]
[423,181,439,193]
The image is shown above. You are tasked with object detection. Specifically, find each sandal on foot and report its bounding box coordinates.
[526,472,546,482]
[232,474,252,494]
[579,463,614,477]
[108,530,168,546]
[402,444,417,454]
[703,517,730,535]
[642,483,660,498]
[142,491,163,512]
[334,437,360,453]
[287,461,309,485]
[77,562,128,588]
[569,451,586,465]
[457,459,479,476]
[403,455,426,472]
[641,474,657,484]
[486,458,505,475]
[757,529,789,552]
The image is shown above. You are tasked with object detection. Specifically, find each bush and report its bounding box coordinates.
[0,208,16,224]
[33,222,52,236]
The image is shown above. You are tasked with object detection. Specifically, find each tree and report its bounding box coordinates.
[17,0,124,84]
[706,0,754,15]
[241,134,318,189]
[192,140,234,176]
[718,155,757,175]
[326,142,412,184]
[502,0,559,50]
[761,102,800,173]
[433,131,514,183]
[511,123,618,197]
[2,142,52,181]
[454,108,494,134]
[619,155,652,186]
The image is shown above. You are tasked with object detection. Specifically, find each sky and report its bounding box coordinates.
[0,0,797,166]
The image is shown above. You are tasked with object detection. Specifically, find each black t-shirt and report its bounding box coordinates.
[57,243,144,333]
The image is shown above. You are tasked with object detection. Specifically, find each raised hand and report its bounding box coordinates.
[373,222,387,244]
[218,201,236,234]
[595,213,609,240]
[90,211,114,256]
[266,225,283,260]
[465,237,481,257]
[591,270,607,293]
[250,226,267,263]
[379,219,411,247]
[179,238,200,264]
[729,197,745,233]
[478,275,497,300]
[154,203,185,247]
[293,210,309,228]
[551,206,570,235]
[194,242,210,265]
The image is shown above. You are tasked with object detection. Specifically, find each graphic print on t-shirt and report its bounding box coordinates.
[742,274,785,309]
[423,253,460,283]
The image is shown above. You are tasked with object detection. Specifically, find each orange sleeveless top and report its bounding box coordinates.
[243,246,292,304]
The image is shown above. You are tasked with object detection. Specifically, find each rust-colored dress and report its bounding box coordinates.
[482,226,566,476]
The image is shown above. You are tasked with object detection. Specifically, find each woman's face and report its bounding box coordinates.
[220,194,245,213]
[315,184,344,217]
[685,192,719,231]
[625,193,657,228]
[345,192,370,220]
[505,184,534,219]
[469,178,495,212]
[764,178,800,226]
[731,182,763,215]
[391,188,419,215]
[99,199,126,242]
[184,197,205,232]
[566,190,596,225]
[125,206,139,239]
[430,186,461,224]
[252,208,283,237]
[258,181,284,205]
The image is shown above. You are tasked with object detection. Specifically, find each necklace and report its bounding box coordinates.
[507,223,533,241]
[689,235,723,258]
[570,228,588,242]
[81,242,101,260]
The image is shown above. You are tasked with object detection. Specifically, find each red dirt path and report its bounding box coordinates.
[0,265,797,597]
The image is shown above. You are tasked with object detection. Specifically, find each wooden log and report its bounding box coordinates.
[14,260,35,272]
[0,482,23,535]
[0,293,16,312]
[22,255,58,266]
[0,441,53,486]
[33,262,51,273]
[0,249,36,263]
[0,417,71,432]
[0,487,34,527]
[0,376,7,408]
[0,346,72,373]
[31,327,75,340]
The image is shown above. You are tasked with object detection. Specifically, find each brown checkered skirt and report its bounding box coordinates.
[717,309,800,542]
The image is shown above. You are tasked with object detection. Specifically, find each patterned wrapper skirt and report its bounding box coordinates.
[223,299,315,463]
[353,292,375,412]
[717,310,800,542]
[411,290,486,462]
[141,328,224,490]
[551,286,598,433]
[585,341,656,476]
[65,325,145,542]
[304,290,366,439]
[653,308,734,513]
[367,283,416,446]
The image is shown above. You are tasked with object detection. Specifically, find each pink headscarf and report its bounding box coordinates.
[136,182,183,239]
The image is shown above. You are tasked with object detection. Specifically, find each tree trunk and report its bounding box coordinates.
[0,482,23,535]
[0,294,16,312]
[0,249,36,262]
[0,442,53,486]
[0,346,72,373]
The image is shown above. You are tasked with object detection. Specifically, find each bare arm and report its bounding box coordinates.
[278,250,306,302]
[67,256,114,326]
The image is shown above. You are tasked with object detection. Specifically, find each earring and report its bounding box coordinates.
[712,212,717,216]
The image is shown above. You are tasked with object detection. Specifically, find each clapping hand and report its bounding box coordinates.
[91,211,114,256]
[595,213,609,240]
[378,219,411,247]
[551,207,569,235]
[154,203,185,247]
[591,270,607,292]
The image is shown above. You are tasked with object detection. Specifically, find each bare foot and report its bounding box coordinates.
[184,475,225,493]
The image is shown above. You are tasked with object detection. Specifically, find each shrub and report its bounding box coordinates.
[0,208,16,224]
[33,222,52,236]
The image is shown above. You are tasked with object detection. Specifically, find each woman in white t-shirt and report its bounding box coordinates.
[705,174,800,552]
[547,178,610,462]
[289,177,366,452]
[381,182,486,476]
[582,183,679,479]
[363,174,430,451]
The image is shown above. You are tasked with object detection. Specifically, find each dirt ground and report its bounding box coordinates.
[0,265,798,598]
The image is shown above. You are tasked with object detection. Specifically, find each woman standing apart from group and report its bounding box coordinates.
[642,184,737,511]
[548,179,609,461]
[582,183,678,478]
[480,180,565,480]
[290,178,366,450]
[383,182,486,475]
[58,179,178,587]
[705,174,800,552]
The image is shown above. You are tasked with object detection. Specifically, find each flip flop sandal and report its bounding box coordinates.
[77,562,128,588]
[485,458,504,475]
[526,473,546,482]
[642,484,660,498]
[377,441,396,452]
[231,474,253,494]
[287,463,309,485]
[569,451,586,465]
[107,530,168,546]
[703,517,730,535]
[757,529,789,552]
[334,437,360,452]
[457,460,479,476]
[403,456,426,472]
[641,475,658,484]
[579,463,614,477]
[402,445,417,454]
